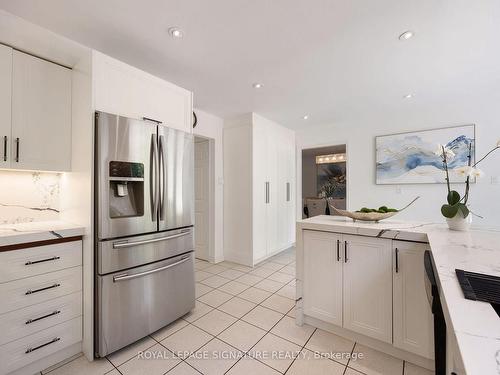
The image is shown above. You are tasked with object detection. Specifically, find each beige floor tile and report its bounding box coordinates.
[250,333,301,373]
[254,279,286,293]
[194,261,212,270]
[288,278,296,286]
[241,305,284,331]
[261,294,295,314]
[107,336,157,366]
[248,267,276,278]
[218,320,267,352]
[258,261,286,271]
[104,370,120,375]
[203,264,228,274]
[160,325,213,356]
[226,357,281,375]
[238,287,272,304]
[269,256,294,265]
[217,280,249,296]
[199,275,231,288]
[197,289,233,307]
[287,349,345,375]
[217,261,241,269]
[218,296,257,318]
[195,283,213,298]
[44,355,113,375]
[305,329,355,365]
[267,271,294,284]
[275,284,295,299]
[270,316,315,346]
[344,368,365,375]
[151,318,189,341]
[279,265,296,275]
[349,343,404,375]
[286,306,297,318]
[166,362,202,374]
[236,273,264,286]
[118,344,180,375]
[192,309,237,335]
[231,264,254,273]
[183,300,213,322]
[194,270,212,282]
[186,338,242,375]
[218,269,246,280]
[404,362,434,375]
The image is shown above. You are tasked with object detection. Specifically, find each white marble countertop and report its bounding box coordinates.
[0,220,85,247]
[298,216,500,375]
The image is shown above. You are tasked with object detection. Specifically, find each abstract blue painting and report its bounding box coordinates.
[376,125,475,184]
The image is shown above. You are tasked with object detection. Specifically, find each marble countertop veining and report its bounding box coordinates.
[0,220,85,247]
[297,215,500,375]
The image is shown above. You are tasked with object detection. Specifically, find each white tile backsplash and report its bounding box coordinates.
[0,171,60,224]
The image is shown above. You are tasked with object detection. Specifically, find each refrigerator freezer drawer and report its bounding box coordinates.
[97,228,194,274]
[95,252,195,357]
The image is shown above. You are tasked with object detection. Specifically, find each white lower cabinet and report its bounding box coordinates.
[301,230,433,359]
[393,240,434,359]
[343,234,393,343]
[303,230,342,325]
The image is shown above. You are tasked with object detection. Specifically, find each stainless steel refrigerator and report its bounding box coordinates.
[94,111,195,357]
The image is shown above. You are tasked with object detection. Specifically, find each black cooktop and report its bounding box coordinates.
[456,269,500,317]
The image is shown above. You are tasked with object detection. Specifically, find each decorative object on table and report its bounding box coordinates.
[376,125,475,184]
[438,140,500,231]
[329,196,420,222]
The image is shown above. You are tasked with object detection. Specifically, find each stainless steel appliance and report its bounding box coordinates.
[94,111,195,357]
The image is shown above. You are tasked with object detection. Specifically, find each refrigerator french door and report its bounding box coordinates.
[94,111,195,357]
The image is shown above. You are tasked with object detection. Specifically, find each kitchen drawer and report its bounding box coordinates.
[0,266,82,314]
[0,316,82,375]
[0,291,82,345]
[0,240,82,283]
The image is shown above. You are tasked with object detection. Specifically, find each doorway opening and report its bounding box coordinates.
[301,144,347,218]
[194,136,215,261]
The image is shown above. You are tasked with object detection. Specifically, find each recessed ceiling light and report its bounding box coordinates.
[303,115,309,120]
[399,30,414,41]
[404,94,413,99]
[168,27,184,38]
[252,82,263,89]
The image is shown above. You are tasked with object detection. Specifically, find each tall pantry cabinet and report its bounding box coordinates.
[224,113,296,266]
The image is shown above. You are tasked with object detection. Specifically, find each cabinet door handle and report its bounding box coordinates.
[3,136,6,161]
[395,248,399,273]
[344,241,348,263]
[286,182,290,202]
[25,337,60,353]
[25,283,60,295]
[25,256,61,266]
[25,310,61,325]
[336,240,341,261]
[15,137,20,162]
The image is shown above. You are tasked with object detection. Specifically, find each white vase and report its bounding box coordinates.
[446,212,472,231]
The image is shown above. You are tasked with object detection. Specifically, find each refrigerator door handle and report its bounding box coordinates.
[112,229,192,249]
[159,135,166,220]
[113,255,190,282]
[150,134,159,221]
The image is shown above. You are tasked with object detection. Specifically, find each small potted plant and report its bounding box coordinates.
[438,140,500,230]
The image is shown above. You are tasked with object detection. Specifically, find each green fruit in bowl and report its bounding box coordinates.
[378,206,388,212]
[359,207,371,213]
[387,208,398,212]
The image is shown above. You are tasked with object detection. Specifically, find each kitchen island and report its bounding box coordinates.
[296,215,500,375]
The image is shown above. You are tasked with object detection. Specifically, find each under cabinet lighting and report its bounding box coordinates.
[316,153,346,164]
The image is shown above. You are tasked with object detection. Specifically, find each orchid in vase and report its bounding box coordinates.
[438,140,500,230]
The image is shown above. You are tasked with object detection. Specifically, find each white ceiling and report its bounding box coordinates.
[0,0,499,130]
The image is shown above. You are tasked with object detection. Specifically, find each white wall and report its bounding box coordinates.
[296,100,500,227]
[193,109,224,262]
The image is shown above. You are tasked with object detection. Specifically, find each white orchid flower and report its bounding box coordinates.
[454,166,474,177]
[471,168,484,178]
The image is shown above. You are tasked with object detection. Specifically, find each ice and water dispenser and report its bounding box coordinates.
[109,161,145,218]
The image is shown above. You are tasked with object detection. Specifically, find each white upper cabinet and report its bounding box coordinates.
[0,44,12,169]
[11,51,72,172]
[92,51,193,133]
[393,240,434,359]
[342,234,393,343]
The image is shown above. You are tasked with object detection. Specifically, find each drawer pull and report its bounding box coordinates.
[25,256,61,266]
[25,283,61,295]
[25,310,61,325]
[25,337,60,353]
